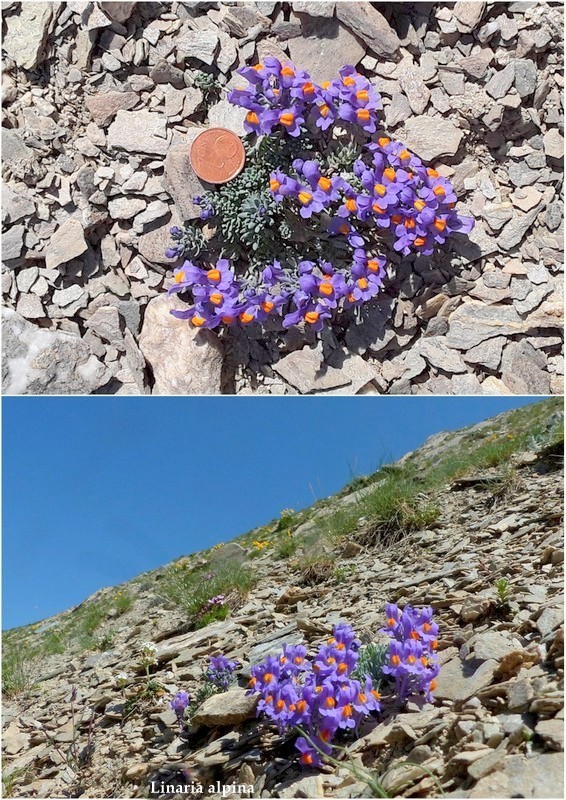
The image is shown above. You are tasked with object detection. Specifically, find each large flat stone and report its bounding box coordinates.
[2,2,53,70]
[335,2,400,59]
[138,295,224,395]
[289,17,366,84]
[435,657,498,701]
[399,116,463,162]
[107,110,171,155]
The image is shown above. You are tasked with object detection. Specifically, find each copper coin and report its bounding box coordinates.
[190,127,246,184]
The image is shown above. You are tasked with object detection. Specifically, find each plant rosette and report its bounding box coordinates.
[164,59,474,333]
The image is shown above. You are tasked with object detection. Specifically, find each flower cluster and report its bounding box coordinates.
[252,539,271,551]
[270,140,474,258]
[381,603,439,703]
[205,654,240,692]
[139,641,158,669]
[166,59,475,332]
[247,623,380,767]
[206,594,225,607]
[170,690,190,726]
[228,61,382,138]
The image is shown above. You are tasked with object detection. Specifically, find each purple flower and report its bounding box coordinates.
[206,654,240,692]
[170,691,190,725]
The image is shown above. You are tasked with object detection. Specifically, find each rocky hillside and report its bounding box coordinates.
[2,398,564,798]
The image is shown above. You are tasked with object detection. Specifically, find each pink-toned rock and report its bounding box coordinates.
[85,91,138,127]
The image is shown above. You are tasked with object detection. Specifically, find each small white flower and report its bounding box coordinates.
[116,673,129,687]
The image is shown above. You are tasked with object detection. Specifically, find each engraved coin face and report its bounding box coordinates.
[189,127,246,184]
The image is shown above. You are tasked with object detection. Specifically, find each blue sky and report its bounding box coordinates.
[3,396,538,629]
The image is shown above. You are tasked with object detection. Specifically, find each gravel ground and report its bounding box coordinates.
[2,1,564,395]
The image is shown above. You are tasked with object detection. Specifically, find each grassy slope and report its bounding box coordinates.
[3,398,563,696]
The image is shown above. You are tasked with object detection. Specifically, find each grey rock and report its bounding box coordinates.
[506,678,534,712]
[543,128,564,161]
[192,690,258,727]
[323,351,378,394]
[2,225,25,263]
[273,347,351,394]
[507,161,540,188]
[133,200,170,233]
[108,197,146,221]
[289,17,366,84]
[52,285,87,310]
[446,302,528,350]
[482,201,514,231]
[2,308,108,395]
[219,5,272,38]
[485,62,515,99]
[16,293,44,320]
[209,543,247,567]
[545,202,562,232]
[292,1,335,17]
[139,295,224,395]
[2,2,53,70]
[501,340,550,394]
[535,718,564,751]
[473,631,519,661]
[176,28,218,66]
[499,201,546,251]
[107,110,170,156]
[149,60,185,89]
[207,98,247,137]
[84,306,124,350]
[510,187,542,212]
[514,59,537,98]
[1,129,35,173]
[398,63,431,115]
[459,50,493,79]
[335,2,400,59]
[463,337,505,371]
[2,183,36,225]
[45,219,88,270]
[435,657,498,701]
[215,31,238,74]
[163,140,212,221]
[399,116,463,162]
[536,605,564,637]
[418,337,468,373]
[452,1,486,32]
[385,92,412,127]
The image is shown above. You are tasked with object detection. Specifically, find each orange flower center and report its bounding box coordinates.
[263,673,273,683]
[358,693,367,703]
[357,108,370,121]
[414,237,426,247]
[383,167,396,181]
[318,176,332,191]
[391,214,402,224]
[319,103,330,118]
[262,300,274,313]
[357,278,368,290]
[325,697,336,708]
[221,315,234,324]
[427,168,439,178]
[246,111,259,126]
[408,655,416,664]
[337,663,348,674]
[280,112,295,127]
[429,680,437,691]
[405,218,416,229]
[414,200,426,211]
[298,190,313,206]
[434,218,447,231]
[269,179,281,192]
[391,655,401,666]
[304,311,319,324]
[240,312,254,324]
[378,136,390,147]
[345,198,357,212]
[356,89,369,102]
[343,76,356,87]
[191,315,205,327]
[281,66,295,77]
[302,81,315,95]
[372,202,385,214]
[342,704,353,717]
[399,149,411,160]
[374,183,387,196]
[207,269,221,283]
[433,185,445,197]
[319,281,333,297]
[174,271,186,284]
[301,753,313,766]
[209,292,223,306]
[423,622,432,632]
[367,259,379,272]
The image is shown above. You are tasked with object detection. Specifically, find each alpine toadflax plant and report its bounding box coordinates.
[247,607,439,768]
[166,59,474,333]
[381,603,440,703]
[205,654,240,692]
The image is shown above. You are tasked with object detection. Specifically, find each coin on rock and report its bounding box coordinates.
[189,127,246,184]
